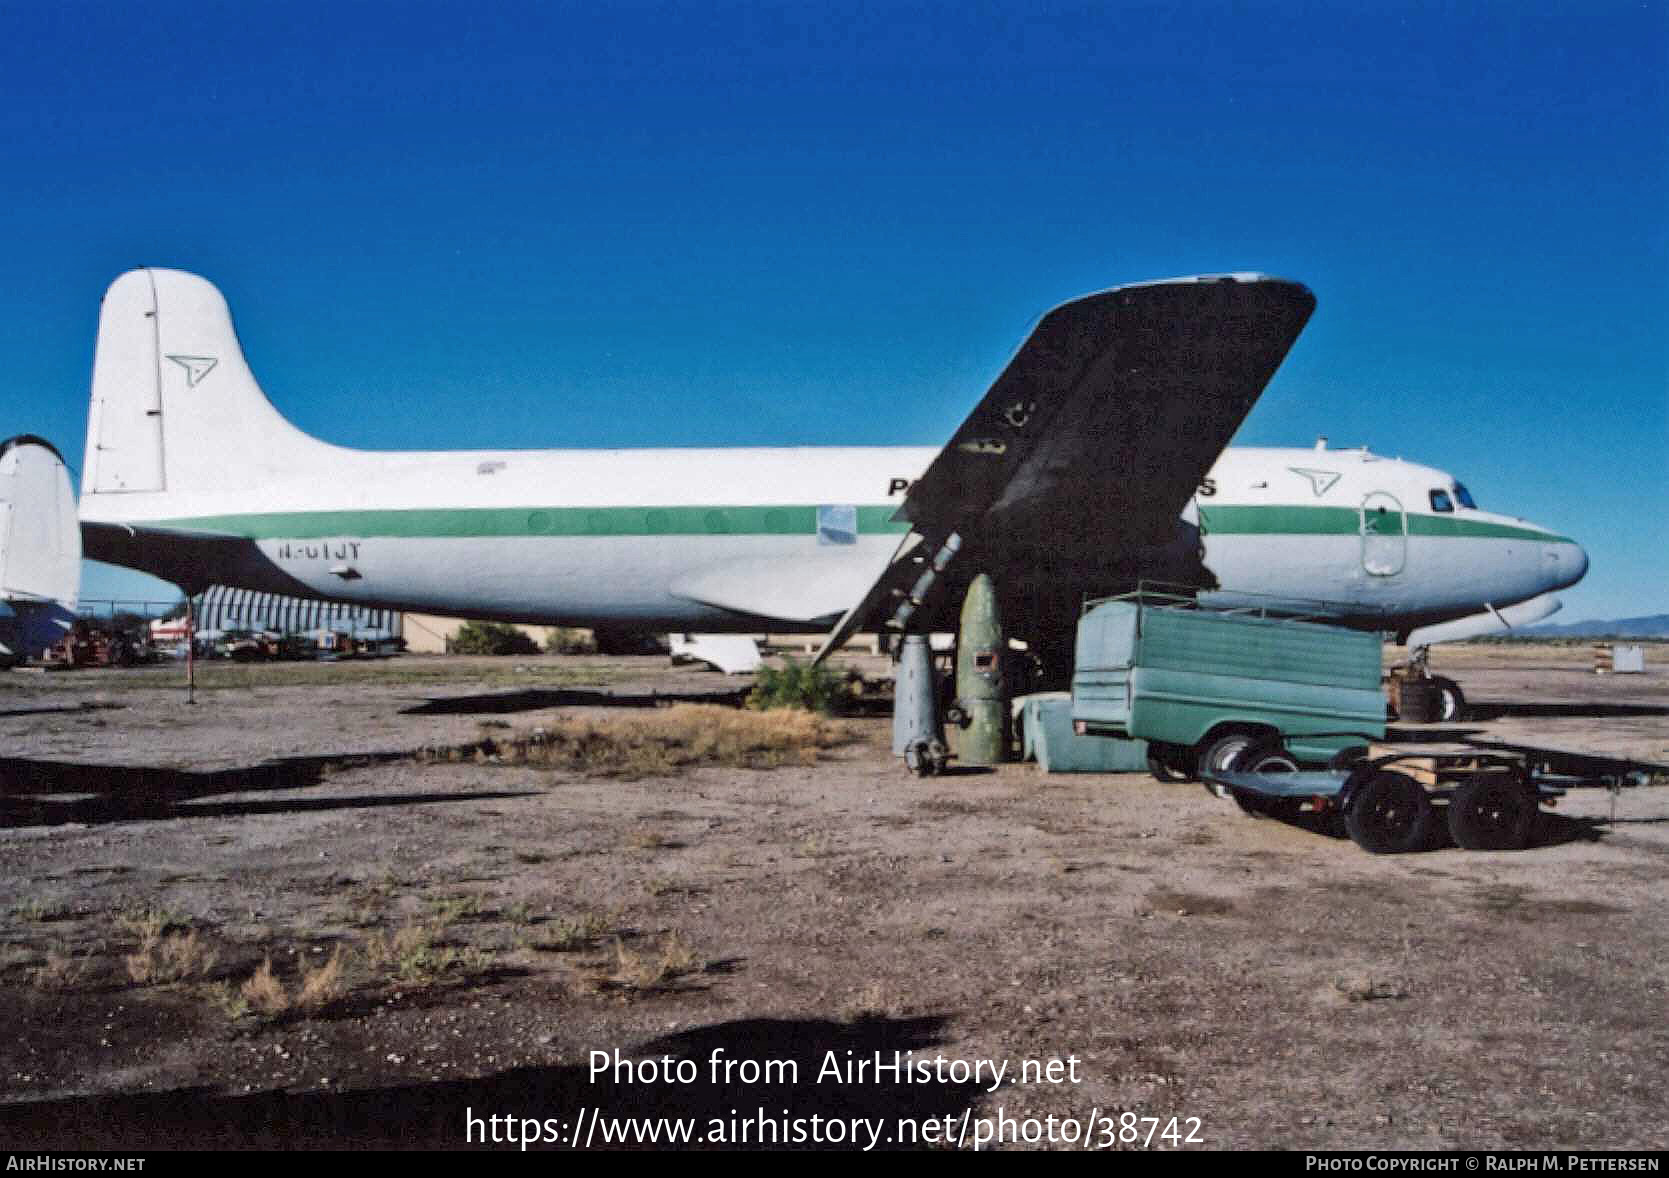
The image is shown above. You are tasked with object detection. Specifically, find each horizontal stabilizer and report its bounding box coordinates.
[669,634,763,674]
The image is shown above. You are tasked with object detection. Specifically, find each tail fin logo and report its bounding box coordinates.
[1287,466,1341,497]
[166,354,219,387]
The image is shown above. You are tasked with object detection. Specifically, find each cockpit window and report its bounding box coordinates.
[1429,489,1454,513]
[1453,483,1477,509]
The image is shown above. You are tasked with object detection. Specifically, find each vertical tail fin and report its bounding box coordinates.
[82,269,331,507]
[0,435,80,605]
[0,436,79,662]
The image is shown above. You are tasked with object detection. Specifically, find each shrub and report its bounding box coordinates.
[448,621,542,656]
[544,627,597,654]
[747,658,848,714]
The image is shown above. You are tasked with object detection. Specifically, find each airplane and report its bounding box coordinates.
[0,435,81,667]
[71,268,1586,735]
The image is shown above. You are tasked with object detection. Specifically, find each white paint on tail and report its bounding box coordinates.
[0,437,80,608]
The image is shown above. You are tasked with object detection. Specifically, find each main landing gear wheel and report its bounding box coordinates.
[1447,773,1535,851]
[1345,770,1436,854]
[1231,740,1305,820]
[1432,676,1467,723]
[1197,731,1259,800]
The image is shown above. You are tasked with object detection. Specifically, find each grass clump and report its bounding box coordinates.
[12,898,69,923]
[585,932,701,995]
[238,958,291,1016]
[230,949,346,1018]
[32,946,88,991]
[536,911,613,952]
[126,926,218,985]
[363,922,484,983]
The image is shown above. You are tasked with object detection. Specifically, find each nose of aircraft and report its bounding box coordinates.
[1546,538,1589,591]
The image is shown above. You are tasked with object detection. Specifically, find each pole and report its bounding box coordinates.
[186,596,196,705]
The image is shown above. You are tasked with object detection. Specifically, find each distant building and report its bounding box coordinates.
[401,614,550,654]
[190,585,402,642]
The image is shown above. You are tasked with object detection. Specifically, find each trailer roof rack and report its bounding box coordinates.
[1080,580,1360,626]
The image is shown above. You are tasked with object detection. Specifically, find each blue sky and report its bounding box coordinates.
[1,1,1663,621]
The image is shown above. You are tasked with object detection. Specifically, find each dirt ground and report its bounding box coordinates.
[0,646,1665,1151]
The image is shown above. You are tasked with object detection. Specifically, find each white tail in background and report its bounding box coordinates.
[0,436,80,662]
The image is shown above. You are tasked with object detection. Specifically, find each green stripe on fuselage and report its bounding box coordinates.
[1198,505,1571,544]
[148,505,913,540]
[139,502,1573,545]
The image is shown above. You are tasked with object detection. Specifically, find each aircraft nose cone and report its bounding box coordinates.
[1568,541,1589,587]
[1548,539,1588,590]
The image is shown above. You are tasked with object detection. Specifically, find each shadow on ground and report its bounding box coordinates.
[0,754,538,828]
[402,687,750,716]
[1466,702,1669,721]
[0,1015,981,1150]
[1275,805,1607,852]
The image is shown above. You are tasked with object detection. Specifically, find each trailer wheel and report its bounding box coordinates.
[1233,740,1304,819]
[1345,770,1435,854]
[1328,746,1368,772]
[1447,774,1535,851]
[1198,731,1259,799]
[1433,677,1466,723]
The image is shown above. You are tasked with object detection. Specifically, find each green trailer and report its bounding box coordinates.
[1071,591,1385,779]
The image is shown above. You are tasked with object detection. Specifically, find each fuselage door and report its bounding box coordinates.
[1360,492,1406,576]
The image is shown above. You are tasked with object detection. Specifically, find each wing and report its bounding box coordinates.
[816,273,1315,660]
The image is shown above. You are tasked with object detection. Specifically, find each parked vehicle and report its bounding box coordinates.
[1202,743,1651,854]
[1071,590,1385,781]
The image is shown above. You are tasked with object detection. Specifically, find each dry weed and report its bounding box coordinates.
[228,946,348,1019]
[240,958,290,1016]
[537,911,612,952]
[418,704,850,777]
[297,946,348,1007]
[585,932,701,994]
[126,928,218,985]
[841,982,896,1022]
[32,946,87,991]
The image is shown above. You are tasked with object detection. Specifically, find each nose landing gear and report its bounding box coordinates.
[1386,647,1467,723]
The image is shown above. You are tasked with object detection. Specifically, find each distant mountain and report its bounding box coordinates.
[1522,614,1669,638]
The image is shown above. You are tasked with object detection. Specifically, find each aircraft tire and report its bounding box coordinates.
[1345,770,1436,854]
[1433,677,1466,722]
[1447,774,1535,851]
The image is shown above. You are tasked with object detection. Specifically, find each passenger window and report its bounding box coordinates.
[1453,483,1477,509]
[1429,489,1453,513]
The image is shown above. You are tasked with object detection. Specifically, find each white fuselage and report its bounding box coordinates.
[83,441,1587,633]
[74,268,1590,641]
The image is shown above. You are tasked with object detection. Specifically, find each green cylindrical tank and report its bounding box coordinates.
[954,572,1010,764]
